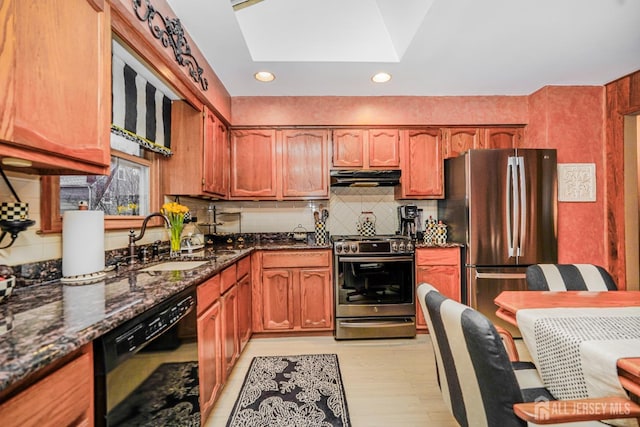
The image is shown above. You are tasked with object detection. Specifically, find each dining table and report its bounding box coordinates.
[494,290,640,427]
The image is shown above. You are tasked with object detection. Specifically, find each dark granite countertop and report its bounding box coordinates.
[415,242,465,249]
[0,241,330,394]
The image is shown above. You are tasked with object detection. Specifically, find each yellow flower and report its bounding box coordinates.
[162,202,190,254]
[161,202,190,215]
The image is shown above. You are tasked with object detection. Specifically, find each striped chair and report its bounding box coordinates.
[525,264,617,291]
[417,283,639,426]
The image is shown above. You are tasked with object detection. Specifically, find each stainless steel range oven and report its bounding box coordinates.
[333,235,416,339]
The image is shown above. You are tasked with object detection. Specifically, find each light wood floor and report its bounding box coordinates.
[203,334,459,427]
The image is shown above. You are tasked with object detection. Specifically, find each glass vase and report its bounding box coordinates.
[169,225,184,258]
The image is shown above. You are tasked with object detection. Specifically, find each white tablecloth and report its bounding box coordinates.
[516,307,640,427]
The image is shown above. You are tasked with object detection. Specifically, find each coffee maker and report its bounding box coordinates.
[398,205,421,239]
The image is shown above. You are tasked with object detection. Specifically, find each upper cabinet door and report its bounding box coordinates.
[442,128,482,159]
[203,109,229,197]
[397,128,443,199]
[482,127,523,149]
[1,0,111,175]
[332,129,364,168]
[281,129,329,199]
[230,129,278,198]
[368,129,400,168]
[332,128,399,169]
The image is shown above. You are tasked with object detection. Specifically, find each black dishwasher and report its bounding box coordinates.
[93,287,199,426]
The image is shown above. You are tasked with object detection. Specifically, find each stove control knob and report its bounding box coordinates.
[390,241,399,252]
[334,243,342,253]
[398,242,406,252]
[406,241,414,252]
[350,243,358,253]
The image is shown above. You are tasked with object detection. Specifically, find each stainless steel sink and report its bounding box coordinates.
[138,260,208,272]
[213,250,238,255]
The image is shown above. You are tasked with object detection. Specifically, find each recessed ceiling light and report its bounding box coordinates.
[371,72,392,83]
[254,71,275,82]
[2,157,32,168]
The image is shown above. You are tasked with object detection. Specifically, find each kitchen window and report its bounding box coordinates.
[60,154,150,216]
[40,150,162,233]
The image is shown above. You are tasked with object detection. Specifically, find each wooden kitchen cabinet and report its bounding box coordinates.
[441,127,524,159]
[230,128,329,200]
[281,129,329,198]
[221,285,239,380]
[332,129,363,168]
[220,264,237,295]
[252,250,333,333]
[236,256,252,352]
[203,108,229,197]
[0,344,93,427]
[481,127,523,149]
[0,0,111,175]
[299,268,333,329]
[230,129,278,198]
[197,256,250,419]
[217,263,240,380]
[415,247,462,330]
[442,127,483,159]
[197,274,223,422]
[396,128,444,199]
[332,128,399,169]
[165,102,229,198]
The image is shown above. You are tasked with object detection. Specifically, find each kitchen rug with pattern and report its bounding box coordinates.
[226,354,350,427]
[109,361,200,426]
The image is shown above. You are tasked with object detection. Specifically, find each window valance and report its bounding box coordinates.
[111,52,172,157]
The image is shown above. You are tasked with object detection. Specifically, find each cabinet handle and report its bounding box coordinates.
[475,272,526,279]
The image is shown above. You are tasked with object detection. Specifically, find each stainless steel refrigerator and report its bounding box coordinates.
[438,149,557,335]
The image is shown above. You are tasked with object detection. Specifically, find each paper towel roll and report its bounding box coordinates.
[62,210,105,277]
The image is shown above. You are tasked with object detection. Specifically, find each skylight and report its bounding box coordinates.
[232,0,433,62]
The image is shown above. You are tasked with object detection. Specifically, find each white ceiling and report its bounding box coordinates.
[166,0,640,97]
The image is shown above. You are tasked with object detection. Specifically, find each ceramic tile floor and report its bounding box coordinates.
[203,334,459,427]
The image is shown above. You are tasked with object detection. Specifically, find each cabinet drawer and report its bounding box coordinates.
[416,247,460,266]
[0,350,92,427]
[237,256,250,280]
[221,264,237,294]
[262,250,330,268]
[197,275,221,315]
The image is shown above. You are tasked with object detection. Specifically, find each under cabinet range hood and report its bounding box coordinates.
[330,169,401,187]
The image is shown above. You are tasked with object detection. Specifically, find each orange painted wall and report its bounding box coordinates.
[525,86,606,265]
[231,96,529,126]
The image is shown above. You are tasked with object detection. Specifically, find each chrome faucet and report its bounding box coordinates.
[128,212,170,264]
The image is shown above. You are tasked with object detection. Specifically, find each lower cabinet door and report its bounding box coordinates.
[197,300,223,421]
[416,264,461,329]
[221,286,239,379]
[237,274,252,351]
[261,269,294,330]
[299,268,333,330]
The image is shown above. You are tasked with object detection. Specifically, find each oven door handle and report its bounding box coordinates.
[340,320,414,328]
[338,256,414,263]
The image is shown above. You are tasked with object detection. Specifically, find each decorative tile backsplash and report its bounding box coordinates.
[182,187,437,237]
[0,170,438,267]
[329,187,436,235]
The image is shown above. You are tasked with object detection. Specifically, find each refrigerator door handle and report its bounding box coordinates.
[475,272,527,279]
[506,156,519,258]
[517,156,527,257]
